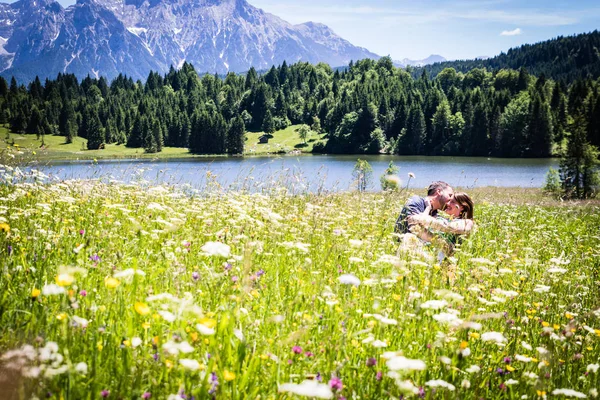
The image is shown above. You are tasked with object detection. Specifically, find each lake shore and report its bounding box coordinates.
[0,125,326,162]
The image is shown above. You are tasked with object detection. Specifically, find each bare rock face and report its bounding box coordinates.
[0,0,380,82]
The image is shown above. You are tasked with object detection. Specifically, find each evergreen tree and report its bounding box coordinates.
[559,113,599,198]
[469,104,490,156]
[396,106,425,155]
[226,116,245,154]
[59,101,76,137]
[262,109,275,134]
[526,95,553,157]
[86,112,104,150]
[517,66,529,91]
[26,106,44,137]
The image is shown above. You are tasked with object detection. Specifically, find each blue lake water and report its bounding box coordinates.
[26,155,558,193]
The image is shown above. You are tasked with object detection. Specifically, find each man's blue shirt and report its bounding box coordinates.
[395,195,436,234]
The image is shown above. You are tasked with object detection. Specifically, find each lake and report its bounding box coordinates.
[26,155,558,193]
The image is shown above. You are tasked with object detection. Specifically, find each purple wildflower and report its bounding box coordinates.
[7,245,12,256]
[329,377,343,391]
[101,390,110,398]
[231,276,239,283]
[504,357,512,364]
[89,254,101,262]
[376,371,383,381]
[209,372,219,395]
[316,373,322,382]
[79,229,85,235]
[79,290,87,297]
[192,272,200,281]
[366,357,377,367]
[142,392,151,399]
[292,346,302,354]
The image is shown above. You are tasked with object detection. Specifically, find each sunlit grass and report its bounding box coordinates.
[0,124,326,162]
[0,168,599,399]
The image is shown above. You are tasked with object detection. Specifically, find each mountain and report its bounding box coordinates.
[394,54,446,67]
[0,0,379,83]
[413,30,600,83]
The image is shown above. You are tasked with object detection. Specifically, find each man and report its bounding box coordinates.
[394,181,454,234]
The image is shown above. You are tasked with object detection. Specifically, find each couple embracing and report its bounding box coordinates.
[395,181,474,259]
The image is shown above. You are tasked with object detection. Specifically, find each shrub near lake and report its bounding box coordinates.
[0,169,599,399]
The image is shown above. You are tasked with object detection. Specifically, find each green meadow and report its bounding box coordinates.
[0,166,599,399]
[0,125,324,162]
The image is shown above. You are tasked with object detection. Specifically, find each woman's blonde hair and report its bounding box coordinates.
[453,192,474,219]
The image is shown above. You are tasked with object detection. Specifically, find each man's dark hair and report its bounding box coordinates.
[427,181,451,196]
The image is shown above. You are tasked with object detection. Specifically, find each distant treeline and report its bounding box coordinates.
[0,56,599,157]
[414,30,600,84]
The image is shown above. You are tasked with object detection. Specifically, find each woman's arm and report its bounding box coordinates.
[407,214,474,235]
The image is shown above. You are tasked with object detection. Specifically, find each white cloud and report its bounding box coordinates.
[500,28,522,36]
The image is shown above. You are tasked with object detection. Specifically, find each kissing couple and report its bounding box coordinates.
[394,181,474,261]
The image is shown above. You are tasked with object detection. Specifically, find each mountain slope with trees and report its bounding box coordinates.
[414,30,600,84]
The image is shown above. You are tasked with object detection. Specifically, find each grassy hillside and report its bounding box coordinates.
[0,125,326,161]
[245,125,326,155]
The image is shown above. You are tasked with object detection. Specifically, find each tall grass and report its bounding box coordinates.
[0,166,599,399]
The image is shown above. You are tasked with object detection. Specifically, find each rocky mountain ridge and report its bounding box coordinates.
[0,0,381,82]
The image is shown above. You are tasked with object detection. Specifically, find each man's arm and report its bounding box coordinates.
[407,214,474,235]
[394,197,427,234]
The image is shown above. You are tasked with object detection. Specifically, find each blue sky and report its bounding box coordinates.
[25,0,600,61]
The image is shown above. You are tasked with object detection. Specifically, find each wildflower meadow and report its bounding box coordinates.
[1,166,599,399]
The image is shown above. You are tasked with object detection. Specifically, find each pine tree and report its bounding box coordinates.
[526,95,553,157]
[226,116,245,154]
[86,112,104,150]
[26,106,44,138]
[396,106,425,155]
[262,109,275,134]
[559,113,599,198]
[470,104,490,156]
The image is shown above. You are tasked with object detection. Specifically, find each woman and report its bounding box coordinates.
[407,192,475,255]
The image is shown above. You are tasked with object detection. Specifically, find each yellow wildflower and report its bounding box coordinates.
[541,321,549,327]
[142,322,151,329]
[224,370,236,381]
[134,302,150,316]
[104,277,120,289]
[506,365,515,372]
[56,273,75,287]
[0,223,10,233]
[56,313,67,321]
[199,318,217,329]
[31,288,41,298]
